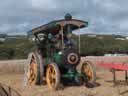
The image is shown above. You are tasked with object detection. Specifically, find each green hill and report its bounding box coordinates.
[0,34,128,60]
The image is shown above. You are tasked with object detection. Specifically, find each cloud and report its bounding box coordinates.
[0,24,11,32]
[31,0,58,11]
[0,0,128,35]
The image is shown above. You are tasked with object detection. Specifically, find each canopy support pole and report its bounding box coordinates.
[78,27,81,54]
[61,27,64,50]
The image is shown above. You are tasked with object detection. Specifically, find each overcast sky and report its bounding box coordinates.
[0,0,128,35]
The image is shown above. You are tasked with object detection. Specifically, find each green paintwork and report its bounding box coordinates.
[62,72,81,78]
[44,58,49,66]
[53,51,62,65]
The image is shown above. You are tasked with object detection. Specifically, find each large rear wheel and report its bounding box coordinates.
[46,63,60,90]
[81,61,96,83]
[24,51,43,86]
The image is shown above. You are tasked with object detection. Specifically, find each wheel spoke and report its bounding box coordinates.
[27,56,37,85]
[51,79,56,86]
[52,70,56,78]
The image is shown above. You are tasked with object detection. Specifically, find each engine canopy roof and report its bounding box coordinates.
[31,14,88,35]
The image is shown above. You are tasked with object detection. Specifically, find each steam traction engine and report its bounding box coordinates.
[24,14,96,90]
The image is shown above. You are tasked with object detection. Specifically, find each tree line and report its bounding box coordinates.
[0,35,128,60]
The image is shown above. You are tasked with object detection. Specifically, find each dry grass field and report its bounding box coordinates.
[0,60,25,74]
[1,56,128,96]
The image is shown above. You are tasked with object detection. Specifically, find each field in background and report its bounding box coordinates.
[0,60,26,74]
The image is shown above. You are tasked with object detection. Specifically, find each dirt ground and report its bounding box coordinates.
[1,57,128,96]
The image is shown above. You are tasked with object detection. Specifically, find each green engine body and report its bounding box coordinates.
[30,14,88,85]
[41,43,82,84]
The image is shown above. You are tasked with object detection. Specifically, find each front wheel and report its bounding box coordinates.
[81,61,96,84]
[46,63,60,90]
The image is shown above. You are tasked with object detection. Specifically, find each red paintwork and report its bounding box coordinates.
[97,62,128,70]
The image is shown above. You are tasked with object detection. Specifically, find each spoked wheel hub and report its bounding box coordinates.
[46,63,60,90]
